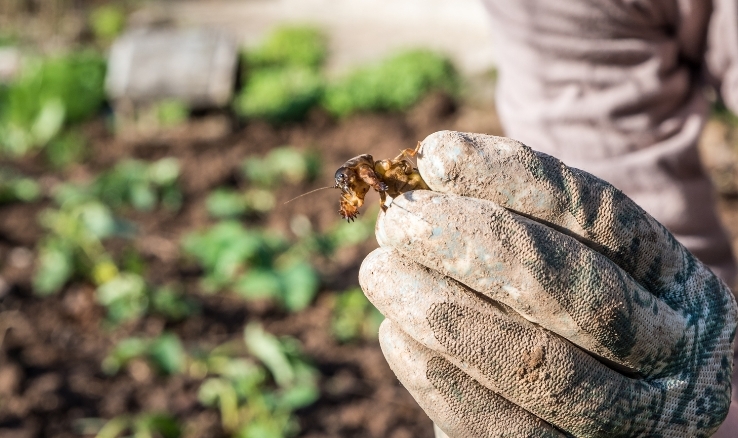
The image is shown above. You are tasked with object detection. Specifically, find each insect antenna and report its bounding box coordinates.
[283,186,336,205]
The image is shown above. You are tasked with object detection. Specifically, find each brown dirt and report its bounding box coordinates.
[0,93,503,438]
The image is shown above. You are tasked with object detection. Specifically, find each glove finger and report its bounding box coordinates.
[363,250,726,436]
[378,319,566,438]
[375,191,688,376]
[416,131,725,305]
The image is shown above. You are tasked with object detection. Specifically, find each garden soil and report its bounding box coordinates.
[1,93,737,438]
[0,93,503,438]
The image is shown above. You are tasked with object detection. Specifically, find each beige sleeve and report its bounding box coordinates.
[482,0,736,285]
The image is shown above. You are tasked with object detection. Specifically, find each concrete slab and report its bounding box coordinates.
[145,0,496,76]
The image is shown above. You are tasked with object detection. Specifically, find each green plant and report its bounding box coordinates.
[33,189,129,295]
[45,129,87,168]
[182,221,319,312]
[234,67,323,123]
[94,158,182,211]
[0,167,41,203]
[196,324,319,437]
[331,287,383,342]
[92,413,181,438]
[206,188,275,218]
[102,333,186,376]
[150,285,199,321]
[154,99,189,127]
[245,26,327,70]
[89,5,127,43]
[242,146,320,189]
[323,49,459,117]
[0,50,106,156]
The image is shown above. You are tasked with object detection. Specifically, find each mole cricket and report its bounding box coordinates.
[286,141,429,221]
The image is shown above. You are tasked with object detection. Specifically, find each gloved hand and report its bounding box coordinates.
[359,131,738,437]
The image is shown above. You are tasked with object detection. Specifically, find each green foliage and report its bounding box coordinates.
[0,167,41,203]
[182,221,319,311]
[242,146,320,189]
[94,413,181,438]
[331,288,383,343]
[154,99,189,127]
[234,67,323,123]
[196,324,319,437]
[206,188,275,218]
[33,192,125,295]
[0,51,106,156]
[103,333,186,376]
[94,158,182,211]
[89,5,127,43]
[245,26,327,70]
[45,130,87,168]
[96,272,148,324]
[150,285,199,321]
[323,49,459,117]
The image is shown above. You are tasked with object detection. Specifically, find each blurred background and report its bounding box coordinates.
[0,1,736,438]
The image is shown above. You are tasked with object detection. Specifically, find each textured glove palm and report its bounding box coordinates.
[359,131,737,437]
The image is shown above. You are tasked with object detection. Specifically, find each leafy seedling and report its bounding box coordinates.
[196,323,319,437]
[206,188,275,218]
[0,50,106,156]
[91,412,181,438]
[234,66,323,123]
[182,221,319,311]
[94,158,182,212]
[33,191,129,295]
[245,26,327,70]
[102,332,186,376]
[242,146,320,189]
[89,5,127,43]
[331,287,384,343]
[0,167,41,203]
[323,49,459,117]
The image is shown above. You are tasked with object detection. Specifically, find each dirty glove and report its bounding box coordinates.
[359,131,738,437]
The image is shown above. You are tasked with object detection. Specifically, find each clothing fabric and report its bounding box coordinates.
[481,0,738,435]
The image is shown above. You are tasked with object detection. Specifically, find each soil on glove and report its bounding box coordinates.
[0,93,504,438]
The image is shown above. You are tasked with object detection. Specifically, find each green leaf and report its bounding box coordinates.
[148,158,180,186]
[79,202,117,238]
[280,381,319,410]
[323,49,458,117]
[133,413,181,438]
[206,189,248,218]
[151,286,198,321]
[33,241,74,295]
[148,333,185,375]
[234,269,282,300]
[89,5,126,42]
[45,130,86,168]
[245,26,327,70]
[278,262,318,312]
[155,100,189,127]
[102,337,149,375]
[331,287,383,342]
[244,324,294,388]
[96,273,148,324]
[234,66,323,123]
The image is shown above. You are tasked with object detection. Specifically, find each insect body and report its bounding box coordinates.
[334,142,429,221]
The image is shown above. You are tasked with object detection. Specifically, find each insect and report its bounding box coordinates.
[284,142,429,222]
[334,141,429,221]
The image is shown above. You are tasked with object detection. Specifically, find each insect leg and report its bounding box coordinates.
[357,163,389,192]
[379,190,388,212]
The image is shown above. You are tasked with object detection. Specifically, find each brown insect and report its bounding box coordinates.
[284,141,429,222]
[334,141,429,221]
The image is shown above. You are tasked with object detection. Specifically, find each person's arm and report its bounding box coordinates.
[482,0,736,284]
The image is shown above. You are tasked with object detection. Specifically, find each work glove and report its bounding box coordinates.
[359,131,738,437]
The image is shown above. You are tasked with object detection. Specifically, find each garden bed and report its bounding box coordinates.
[0,91,503,438]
